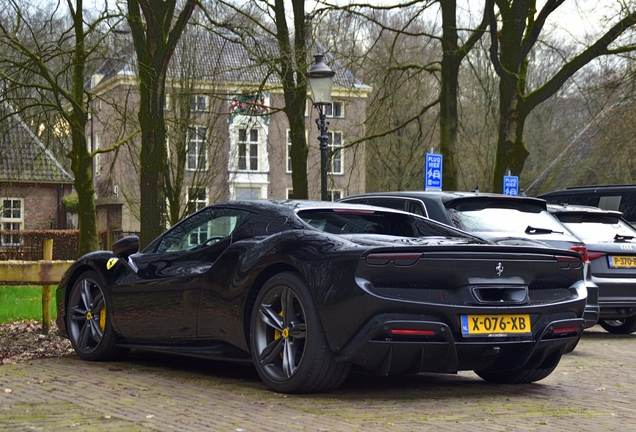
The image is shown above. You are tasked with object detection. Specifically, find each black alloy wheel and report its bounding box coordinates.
[66,271,128,361]
[250,271,350,393]
[599,317,636,334]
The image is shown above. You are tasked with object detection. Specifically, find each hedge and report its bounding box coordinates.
[0,230,80,261]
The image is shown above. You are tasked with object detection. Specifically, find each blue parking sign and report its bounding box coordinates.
[503,175,519,196]
[424,153,443,191]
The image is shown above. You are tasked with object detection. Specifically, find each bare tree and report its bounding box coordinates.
[487,0,636,192]
[0,0,128,255]
[125,0,197,247]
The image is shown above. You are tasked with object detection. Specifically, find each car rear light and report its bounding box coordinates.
[569,245,590,264]
[366,253,422,266]
[587,251,606,261]
[553,326,579,334]
[390,329,435,336]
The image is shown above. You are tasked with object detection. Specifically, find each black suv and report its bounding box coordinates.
[539,185,636,224]
[340,191,600,327]
[548,204,636,333]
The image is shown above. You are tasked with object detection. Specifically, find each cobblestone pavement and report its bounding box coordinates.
[1,326,635,431]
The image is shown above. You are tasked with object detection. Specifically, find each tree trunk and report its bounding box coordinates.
[493,79,529,192]
[126,0,196,248]
[439,0,487,191]
[439,0,460,191]
[275,0,310,199]
[137,62,167,247]
[70,1,99,256]
[70,128,99,256]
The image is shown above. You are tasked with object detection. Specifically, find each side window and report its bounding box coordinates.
[366,198,407,212]
[599,196,621,211]
[619,194,636,223]
[157,208,250,253]
[408,201,426,217]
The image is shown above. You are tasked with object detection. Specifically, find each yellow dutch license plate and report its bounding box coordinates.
[461,314,531,335]
[609,256,636,268]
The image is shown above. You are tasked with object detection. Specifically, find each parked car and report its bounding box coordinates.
[56,200,587,393]
[340,191,599,327]
[539,185,636,224]
[548,204,636,334]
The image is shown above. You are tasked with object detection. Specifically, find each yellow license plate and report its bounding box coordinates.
[461,314,531,335]
[609,256,636,268]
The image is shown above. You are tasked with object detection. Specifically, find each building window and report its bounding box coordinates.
[187,126,207,171]
[94,133,101,177]
[238,128,259,171]
[187,188,208,244]
[190,95,207,112]
[328,190,342,202]
[325,102,344,118]
[188,187,207,212]
[286,130,292,173]
[287,189,294,199]
[328,132,343,174]
[1,198,23,246]
[235,187,261,200]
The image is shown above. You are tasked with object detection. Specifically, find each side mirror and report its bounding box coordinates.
[112,236,139,273]
[113,236,139,258]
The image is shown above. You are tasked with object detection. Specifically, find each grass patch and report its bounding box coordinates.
[0,285,57,324]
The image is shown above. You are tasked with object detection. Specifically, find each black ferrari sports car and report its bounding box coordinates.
[57,200,588,393]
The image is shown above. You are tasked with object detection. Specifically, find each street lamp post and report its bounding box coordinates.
[307,54,335,201]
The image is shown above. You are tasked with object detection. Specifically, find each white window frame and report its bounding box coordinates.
[190,95,208,112]
[327,190,343,202]
[1,198,23,246]
[286,188,294,199]
[234,186,262,200]
[325,101,344,118]
[238,128,260,172]
[187,126,208,171]
[187,187,208,212]
[327,131,343,174]
[94,133,101,177]
[286,130,292,173]
[187,187,208,244]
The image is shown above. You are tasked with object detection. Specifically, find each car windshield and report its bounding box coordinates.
[447,200,566,234]
[298,209,472,239]
[556,214,636,241]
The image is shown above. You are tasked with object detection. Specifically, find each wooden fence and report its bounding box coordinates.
[0,239,73,334]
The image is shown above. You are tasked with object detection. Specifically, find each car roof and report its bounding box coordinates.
[539,185,636,195]
[547,203,624,217]
[207,199,443,220]
[342,191,547,208]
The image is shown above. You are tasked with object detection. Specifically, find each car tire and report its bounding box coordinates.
[475,365,558,384]
[250,271,350,393]
[599,317,636,334]
[66,271,129,361]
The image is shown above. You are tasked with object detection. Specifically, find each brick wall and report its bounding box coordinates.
[0,182,73,230]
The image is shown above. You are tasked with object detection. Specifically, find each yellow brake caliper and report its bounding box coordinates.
[275,311,284,358]
[99,307,106,331]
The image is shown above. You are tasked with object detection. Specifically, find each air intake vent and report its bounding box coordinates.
[472,286,528,304]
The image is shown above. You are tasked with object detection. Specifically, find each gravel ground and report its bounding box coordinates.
[0,320,74,365]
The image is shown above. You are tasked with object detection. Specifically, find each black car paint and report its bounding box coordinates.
[57,200,587,376]
[339,191,600,327]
